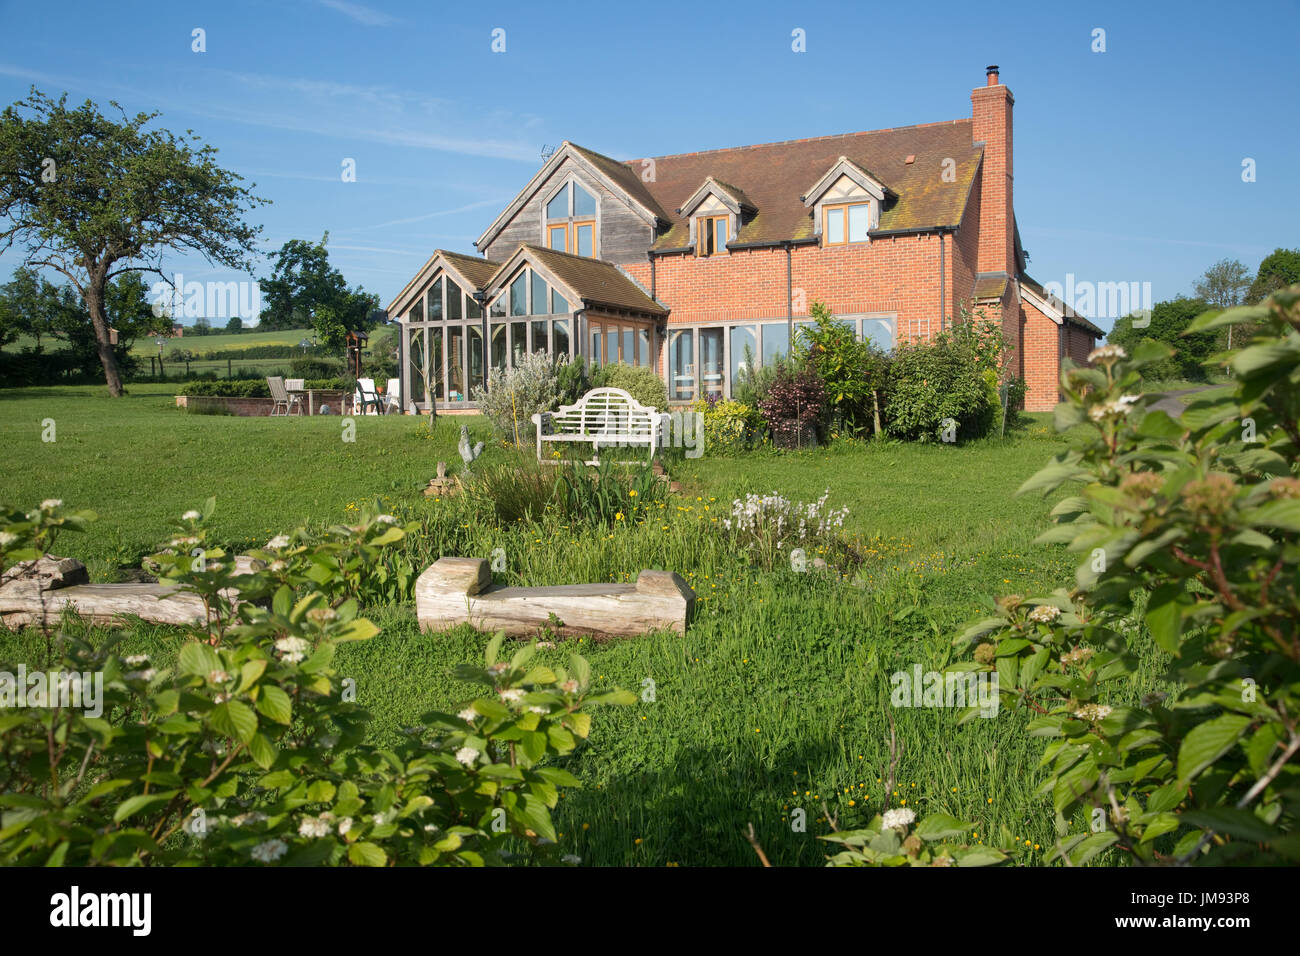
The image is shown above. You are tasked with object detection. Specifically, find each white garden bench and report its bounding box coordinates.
[531,387,660,463]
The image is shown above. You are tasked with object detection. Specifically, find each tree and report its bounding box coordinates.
[258,234,379,346]
[1193,258,1251,310]
[225,315,243,333]
[1247,247,1300,304]
[1108,296,1217,381]
[192,316,212,336]
[0,266,61,349]
[0,88,268,395]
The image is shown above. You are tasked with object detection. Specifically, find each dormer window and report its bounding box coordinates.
[544,180,597,257]
[697,214,729,257]
[823,202,870,245]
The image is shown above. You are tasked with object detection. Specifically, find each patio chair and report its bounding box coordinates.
[268,376,303,416]
[353,377,385,416]
[383,377,402,413]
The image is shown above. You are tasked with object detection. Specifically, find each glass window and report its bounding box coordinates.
[605,325,617,365]
[848,203,870,242]
[591,326,602,367]
[431,329,444,400]
[762,323,789,366]
[730,325,756,396]
[447,327,465,401]
[669,330,694,401]
[862,317,894,351]
[490,295,505,318]
[715,218,728,252]
[408,298,423,323]
[698,215,727,256]
[530,272,548,315]
[825,206,845,244]
[509,272,527,316]
[623,328,634,366]
[510,320,527,364]
[548,224,567,250]
[573,182,596,217]
[490,323,507,370]
[531,319,547,354]
[468,294,482,319]
[546,185,569,220]
[446,279,462,321]
[638,328,651,373]
[428,277,442,321]
[552,319,570,358]
[699,328,724,400]
[551,288,569,314]
[467,325,483,392]
[575,222,594,257]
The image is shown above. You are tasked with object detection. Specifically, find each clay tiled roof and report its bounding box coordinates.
[1022,274,1105,337]
[568,143,672,223]
[504,244,667,316]
[619,120,981,250]
[439,249,500,289]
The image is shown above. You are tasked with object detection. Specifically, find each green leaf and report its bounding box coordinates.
[347,842,387,867]
[1069,831,1118,865]
[113,791,178,823]
[1177,714,1251,786]
[913,814,971,841]
[247,732,277,770]
[255,685,293,725]
[485,632,505,667]
[178,642,221,677]
[1145,583,1187,655]
[1183,808,1277,844]
[209,700,258,744]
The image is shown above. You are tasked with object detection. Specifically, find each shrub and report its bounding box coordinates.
[176,378,349,398]
[591,362,668,410]
[467,453,563,523]
[554,354,592,406]
[757,361,825,448]
[692,397,763,454]
[471,351,561,446]
[0,499,633,866]
[290,355,345,379]
[885,336,996,442]
[796,302,889,438]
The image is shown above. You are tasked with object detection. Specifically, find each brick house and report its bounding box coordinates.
[388,66,1100,414]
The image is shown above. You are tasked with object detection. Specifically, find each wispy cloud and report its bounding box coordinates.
[316,0,397,27]
[350,198,512,232]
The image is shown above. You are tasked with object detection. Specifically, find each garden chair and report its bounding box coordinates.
[353,377,385,416]
[268,376,303,416]
[383,377,402,413]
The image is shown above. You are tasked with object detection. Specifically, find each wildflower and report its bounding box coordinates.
[123,654,150,666]
[488,662,509,675]
[182,510,202,521]
[266,534,290,550]
[455,746,479,766]
[536,641,556,650]
[1074,703,1113,723]
[457,707,477,722]
[1060,646,1095,668]
[208,669,230,684]
[560,679,578,693]
[250,839,288,863]
[40,499,64,510]
[1088,344,1127,364]
[307,607,338,625]
[0,532,20,548]
[124,669,156,682]
[882,807,916,830]
[1088,394,1141,422]
[499,688,526,704]
[338,817,353,836]
[562,854,582,865]
[231,811,267,827]
[374,514,399,526]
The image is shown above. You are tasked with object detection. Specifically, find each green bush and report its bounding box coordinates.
[885,337,996,442]
[591,362,667,410]
[692,398,764,454]
[796,302,889,438]
[0,499,633,866]
[290,355,345,380]
[471,351,561,446]
[177,378,349,398]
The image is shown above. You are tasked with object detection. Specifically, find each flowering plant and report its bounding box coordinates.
[722,489,850,571]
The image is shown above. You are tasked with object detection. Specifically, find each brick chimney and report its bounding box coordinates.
[971,65,1014,277]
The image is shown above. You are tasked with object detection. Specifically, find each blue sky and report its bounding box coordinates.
[1,0,1296,333]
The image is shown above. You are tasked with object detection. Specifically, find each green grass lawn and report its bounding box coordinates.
[0,385,1164,866]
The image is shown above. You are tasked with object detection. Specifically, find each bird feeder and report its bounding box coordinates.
[346,330,369,378]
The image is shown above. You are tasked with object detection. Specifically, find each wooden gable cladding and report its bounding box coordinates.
[477,143,660,265]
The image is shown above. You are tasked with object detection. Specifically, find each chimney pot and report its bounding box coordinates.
[986,64,999,85]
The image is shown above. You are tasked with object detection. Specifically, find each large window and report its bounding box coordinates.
[823,202,870,245]
[545,180,597,257]
[696,215,729,257]
[669,330,694,401]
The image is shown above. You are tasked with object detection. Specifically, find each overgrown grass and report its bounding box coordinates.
[0,385,1166,865]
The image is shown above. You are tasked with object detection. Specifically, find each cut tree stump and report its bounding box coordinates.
[0,555,242,629]
[415,556,693,638]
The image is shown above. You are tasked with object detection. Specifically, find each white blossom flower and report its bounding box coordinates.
[457,707,477,722]
[213,692,231,705]
[124,669,156,682]
[275,636,310,663]
[182,510,202,521]
[529,706,548,715]
[207,669,230,684]
[1027,605,1061,624]
[882,807,916,830]
[499,688,526,704]
[40,499,63,510]
[374,514,399,526]
[123,654,149,666]
[266,534,290,550]
[488,662,509,675]
[455,746,479,766]
[0,532,19,548]
[298,815,331,839]
[1074,703,1113,722]
[560,680,578,693]
[371,810,392,826]
[337,817,353,836]
[231,811,267,827]
[536,641,556,650]
[562,854,581,865]
[1088,344,1127,363]
[250,839,288,862]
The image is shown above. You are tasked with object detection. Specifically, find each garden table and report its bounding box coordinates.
[287,387,318,414]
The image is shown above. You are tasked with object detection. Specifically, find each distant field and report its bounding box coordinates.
[4,327,315,357]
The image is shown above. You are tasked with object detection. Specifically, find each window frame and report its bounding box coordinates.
[696,214,730,257]
[542,176,599,258]
[822,201,871,246]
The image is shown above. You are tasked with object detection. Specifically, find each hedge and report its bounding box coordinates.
[177,377,351,397]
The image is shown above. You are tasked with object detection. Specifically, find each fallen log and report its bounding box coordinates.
[415,556,693,638]
[0,555,242,630]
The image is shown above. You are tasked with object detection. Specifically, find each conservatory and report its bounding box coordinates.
[388,245,667,414]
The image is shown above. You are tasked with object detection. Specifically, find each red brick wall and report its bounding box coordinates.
[1020,298,1062,412]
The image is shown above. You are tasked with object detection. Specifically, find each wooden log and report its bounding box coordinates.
[0,555,240,630]
[415,556,693,638]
